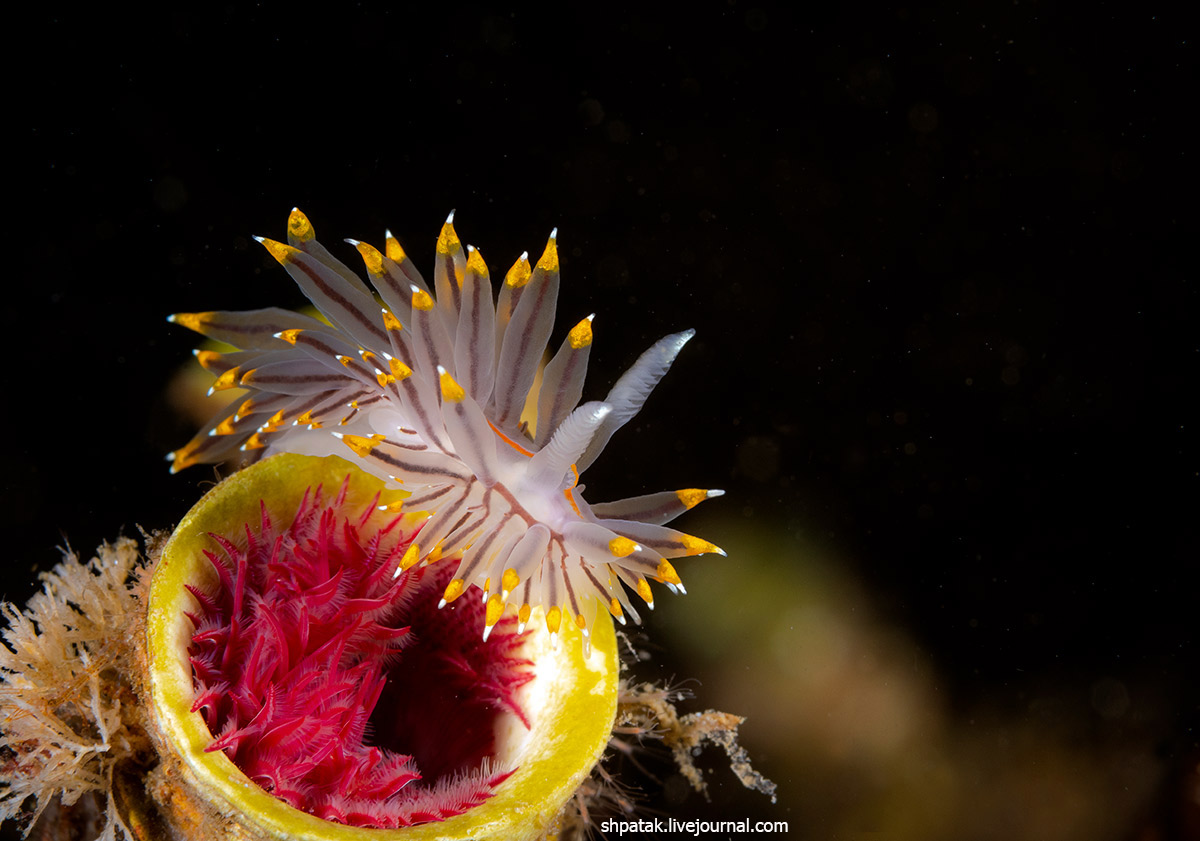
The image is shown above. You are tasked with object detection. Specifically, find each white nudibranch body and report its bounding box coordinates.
[169,209,724,652]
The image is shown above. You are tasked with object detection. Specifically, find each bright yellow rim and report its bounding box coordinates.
[147,453,618,840]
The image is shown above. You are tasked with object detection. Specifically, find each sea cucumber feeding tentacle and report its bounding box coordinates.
[169,209,725,651]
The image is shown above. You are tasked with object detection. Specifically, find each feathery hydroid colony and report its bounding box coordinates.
[169,209,725,650]
[185,474,529,828]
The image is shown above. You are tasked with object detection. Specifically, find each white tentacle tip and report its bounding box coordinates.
[446,209,456,224]
[708,489,725,498]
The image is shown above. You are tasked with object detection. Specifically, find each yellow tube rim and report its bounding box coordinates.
[147,453,618,841]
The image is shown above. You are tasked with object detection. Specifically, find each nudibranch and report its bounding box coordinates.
[169,209,724,650]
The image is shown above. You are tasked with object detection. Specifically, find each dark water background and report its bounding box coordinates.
[5,4,1195,839]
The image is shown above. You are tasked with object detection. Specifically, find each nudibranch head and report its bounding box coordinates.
[169,209,725,651]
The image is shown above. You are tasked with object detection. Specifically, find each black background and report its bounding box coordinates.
[5,3,1196,839]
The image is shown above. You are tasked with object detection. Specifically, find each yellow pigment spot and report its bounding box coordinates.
[375,371,393,388]
[389,358,413,380]
[261,410,286,432]
[436,219,462,256]
[340,434,382,458]
[485,594,504,627]
[353,240,384,275]
[236,397,257,418]
[336,355,354,368]
[194,350,223,371]
[287,208,315,243]
[505,255,532,288]
[295,410,316,426]
[536,233,559,273]
[636,578,654,606]
[675,489,711,510]
[518,604,532,625]
[575,613,587,630]
[412,288,435,311]
[382,309,403,332]
[483,577,491,595]
[546,606,562,634]
[168,448,199,473]
[276,328,303,345]
[568,316,594,349]
[443,578,466,604]
[168,312,209,333]
[680,534,724,556]
[214,415,238,436]
[211,367,241,392]
[400,543,421,571]
[243,432,267,451]
[466,246,489,279]
[257,237,298,265]
[439,369,466,403]
[608,536,638,558]
[656,559,682,586]
[501,568,520,594]
[385,233,406,263]
[609,598,624,618]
